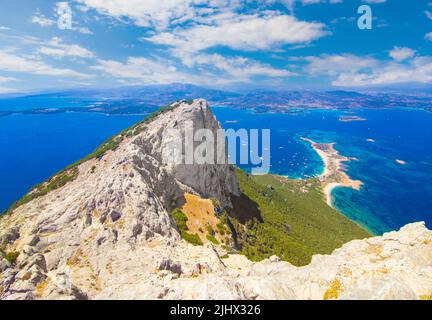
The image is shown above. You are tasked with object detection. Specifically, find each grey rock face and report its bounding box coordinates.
[0,100,431,300]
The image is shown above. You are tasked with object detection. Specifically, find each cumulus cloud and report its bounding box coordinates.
[0,76,16,83]
[185,53,295,79]
[38,37,95,59]
[77,0,214,29]
[79,0,327,83]
[76,27,93,35]
[91,56,196,84]
[389,47,416,62]
[304,54,378,75]
[303,53,432,87]
[0,87,16,94]
[333,58,432,86]
[91,52,295,86]
[0,76,16,94]
[78,0,329,40]
[147,14,328,53]
[31,12,55,27]
[0,49,91,78]
[77,0,348,30]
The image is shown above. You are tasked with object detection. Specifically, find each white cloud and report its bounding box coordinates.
[0,26,10,31]
[91,52,293,86]
[77,0,211,29]
[425,11,432,20]
[91,56,195,84]
[186,53,295,79]
[299,0,385,3]
[31,13,55,27]
[147,14,328,53]
[333,58,432,87]
[0,49,91,78]
[389,47,416,62]
[425,32,432,41]
[0,87,16,94]
[304,53,432,87]
[79,0,328,80]
[38,37,95,59]
[0,76,16,94]
[304,54,378,75]
[0,76,16,83]
[31,7,93,35]
[76,26,93,35]
[78,0,330,36]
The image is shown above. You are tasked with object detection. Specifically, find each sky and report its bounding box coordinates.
[0,0,431,94]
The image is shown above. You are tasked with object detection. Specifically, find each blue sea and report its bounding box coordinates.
[212,106,432,235]
[0,112,143,213]
[0,100,431,235]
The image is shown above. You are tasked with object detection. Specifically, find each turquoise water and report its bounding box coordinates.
[0,103,431,236]
[212,107,432,235]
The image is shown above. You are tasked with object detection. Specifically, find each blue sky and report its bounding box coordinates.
[0,0,431,93]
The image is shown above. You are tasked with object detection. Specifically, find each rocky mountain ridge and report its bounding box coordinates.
[0,99,431,300]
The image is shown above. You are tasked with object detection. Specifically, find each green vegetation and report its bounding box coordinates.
[206,225,215,236]
[172,208,188,231]
[5,251,19,264]
[216,219,230,236]
[171,208,203,246]
[182,232,203,246]
[232,169,371,266]
[2,103,180,216]
[206,234,220,245]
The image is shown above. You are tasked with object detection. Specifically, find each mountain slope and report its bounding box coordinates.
[0,99,431,300]
[234,171,370,266]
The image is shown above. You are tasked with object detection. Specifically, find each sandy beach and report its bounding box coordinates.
[301,137,363,208]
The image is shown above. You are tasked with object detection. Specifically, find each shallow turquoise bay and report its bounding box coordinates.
[212,107,432,235]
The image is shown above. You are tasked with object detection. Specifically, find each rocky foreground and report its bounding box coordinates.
[0,100,431,300]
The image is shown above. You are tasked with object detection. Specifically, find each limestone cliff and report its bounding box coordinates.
[0,99,431,300]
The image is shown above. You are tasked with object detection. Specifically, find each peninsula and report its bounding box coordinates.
[301,137,363,207]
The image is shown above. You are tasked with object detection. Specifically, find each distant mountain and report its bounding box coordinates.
[1,84,431,115]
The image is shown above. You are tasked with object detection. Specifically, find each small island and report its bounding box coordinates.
[301,137,363,207]
[339,116,366,122]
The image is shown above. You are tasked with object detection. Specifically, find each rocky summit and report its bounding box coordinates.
[0,99,431,300]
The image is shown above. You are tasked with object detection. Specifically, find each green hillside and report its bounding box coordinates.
[232,169,371,266]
